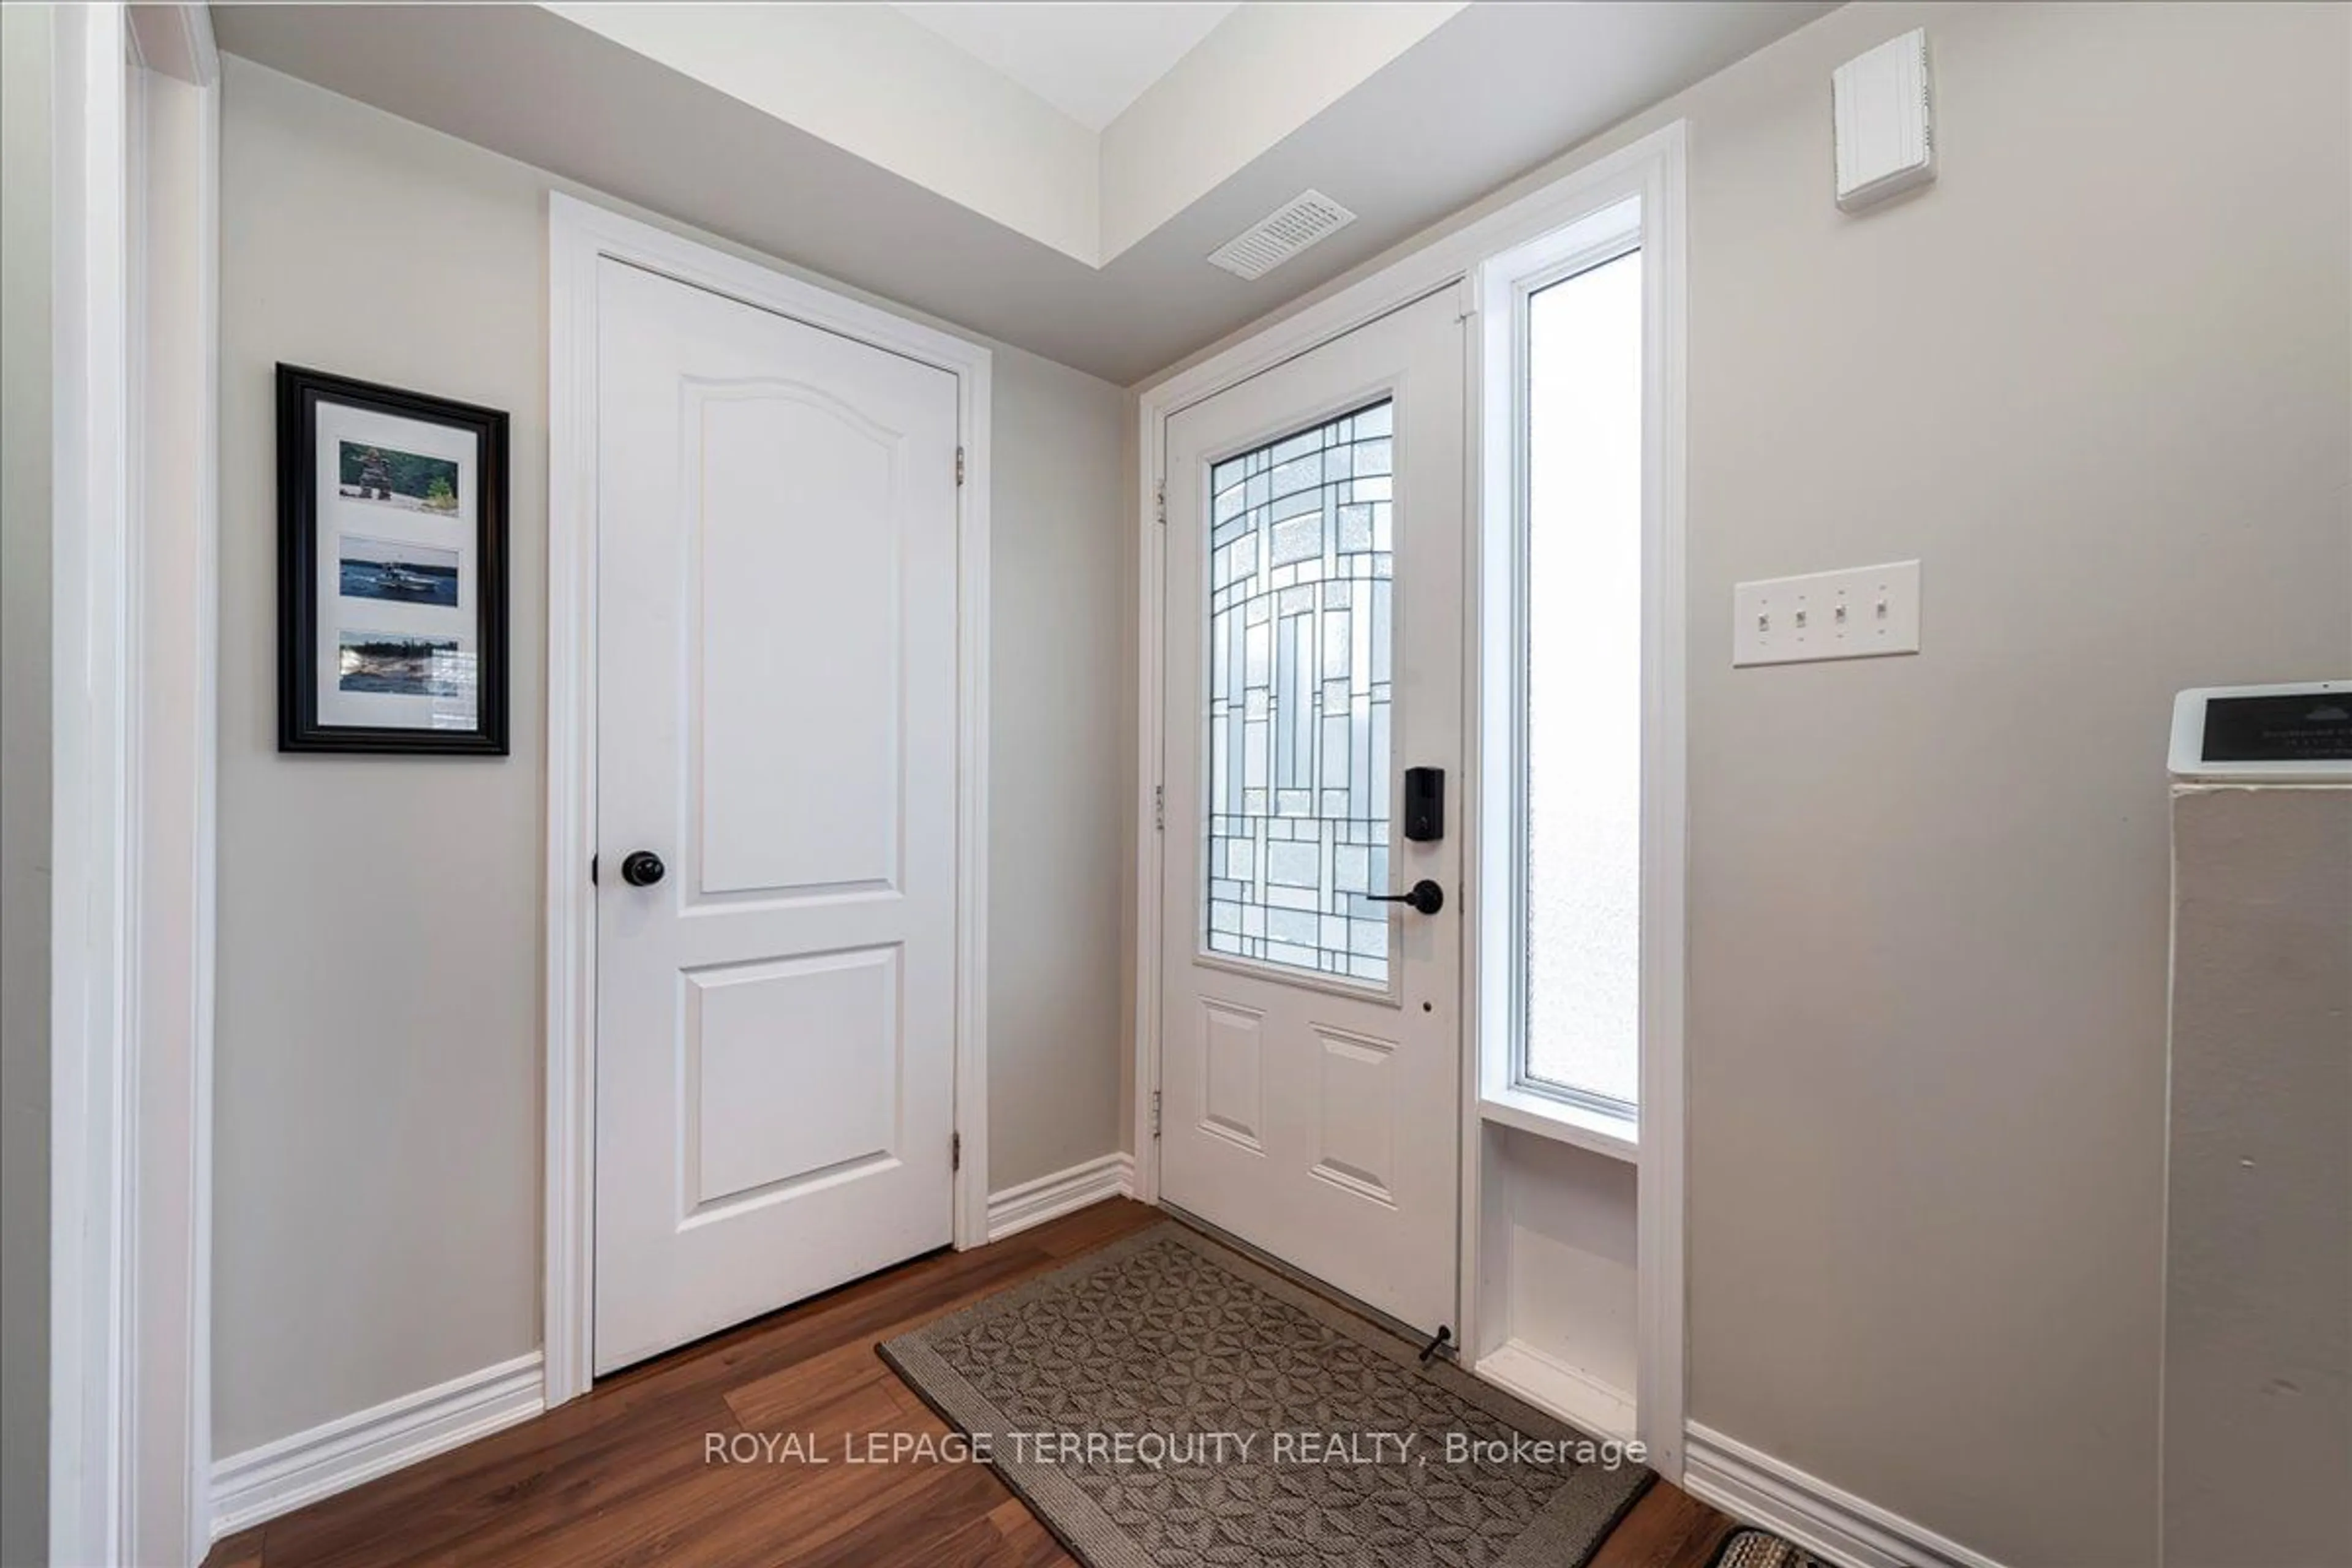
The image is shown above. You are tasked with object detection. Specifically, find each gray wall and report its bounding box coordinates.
[1679,9,2343,1562]
[216,55,547,1457]
[1,7,53,1563]
[215,56,1129,1456]
[1141,4,2351,1563]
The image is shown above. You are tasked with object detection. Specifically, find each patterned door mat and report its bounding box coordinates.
[1710,1526,1841,1568]
[880,1221,1651,1568]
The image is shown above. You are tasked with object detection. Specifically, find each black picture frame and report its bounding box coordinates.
[277,364,510,755]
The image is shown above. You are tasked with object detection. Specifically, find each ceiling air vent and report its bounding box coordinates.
[1207,190,1357,281]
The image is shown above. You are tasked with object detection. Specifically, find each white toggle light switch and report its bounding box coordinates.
[1733,560,1921,667]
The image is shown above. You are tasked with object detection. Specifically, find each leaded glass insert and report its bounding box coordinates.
[1204,401,1394,985]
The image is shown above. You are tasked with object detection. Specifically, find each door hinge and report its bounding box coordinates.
[1153,783,1165,833]
[956,447,965,487]
[1150,1090,1163,1139]
[590,854,598,886]
[952,1131,962,1172]
[1154,481,1166,526]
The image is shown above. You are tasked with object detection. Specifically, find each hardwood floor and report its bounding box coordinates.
[203,1200,1738,1567]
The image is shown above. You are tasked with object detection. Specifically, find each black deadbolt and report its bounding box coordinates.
[620,850,666,888]
[1403,766,1445,842]
[1367,878,1444,916]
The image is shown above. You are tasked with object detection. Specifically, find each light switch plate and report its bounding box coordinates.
[1733,560,1920,667]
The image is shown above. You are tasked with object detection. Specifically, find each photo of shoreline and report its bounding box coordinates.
[336,632,472,699]
[337,439,461,515]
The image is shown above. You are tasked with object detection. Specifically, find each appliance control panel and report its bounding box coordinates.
[2169,681,2352,782]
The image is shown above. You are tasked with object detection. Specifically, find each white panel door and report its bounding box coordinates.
[595,257,961,1373]
[1159,291,1465,1335]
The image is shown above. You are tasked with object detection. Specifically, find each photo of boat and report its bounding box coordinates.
[339,534,461,608]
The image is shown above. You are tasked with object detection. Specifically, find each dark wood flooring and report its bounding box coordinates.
[204,1200,1737,1567]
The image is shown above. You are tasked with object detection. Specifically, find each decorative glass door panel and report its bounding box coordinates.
[1204,401,1395,986]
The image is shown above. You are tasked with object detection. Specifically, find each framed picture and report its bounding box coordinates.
[277,364,509,754]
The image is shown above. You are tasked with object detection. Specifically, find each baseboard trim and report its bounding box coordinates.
[1684,1423,2007,1568]
[211,1351,545,1539]
[986,1152,1136,1241]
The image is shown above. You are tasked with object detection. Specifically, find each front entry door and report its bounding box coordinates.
[594,257,961,1373]
[1158,291,1466,1334]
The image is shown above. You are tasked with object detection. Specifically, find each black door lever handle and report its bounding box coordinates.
[1366,879,1444,916]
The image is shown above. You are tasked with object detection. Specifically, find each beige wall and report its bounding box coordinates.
[215,56,1129,1455]
[987,352,1131,1185]
[1139,4,2351,1563]
[1,7,53,1562]
[1681,9,2343,1562]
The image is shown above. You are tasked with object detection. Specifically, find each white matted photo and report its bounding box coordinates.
[277,364,508,753]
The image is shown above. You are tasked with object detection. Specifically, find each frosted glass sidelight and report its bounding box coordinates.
[1525,252,1643,1107]
[1205,402,1395,985]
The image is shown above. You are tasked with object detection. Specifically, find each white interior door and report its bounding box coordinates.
[1158,291,1466,1335]
[594,257,961,1373]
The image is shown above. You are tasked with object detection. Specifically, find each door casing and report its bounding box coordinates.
[543,194,993,1409]
[47,5,225,1560]
[1131,122,1689,1479]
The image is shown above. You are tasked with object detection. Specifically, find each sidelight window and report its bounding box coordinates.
[1522,251,1645,1110]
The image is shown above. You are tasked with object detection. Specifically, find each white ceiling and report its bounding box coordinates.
[212,2,1837,384]
[891,2,1240,131]
[548,1,1464,266]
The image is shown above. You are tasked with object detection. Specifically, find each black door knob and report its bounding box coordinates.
[620,850,666,888]
[1367,878,1444,916]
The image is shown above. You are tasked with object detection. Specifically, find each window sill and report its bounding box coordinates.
[1479,1087,1638,1164]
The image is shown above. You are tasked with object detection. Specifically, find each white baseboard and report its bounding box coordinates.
[1684,1423,2008,1568]
[211,1351,545,1539]
[208,1149,1139,1542]
[1474,1340,1637,1446]
[986,1152,1136,1241]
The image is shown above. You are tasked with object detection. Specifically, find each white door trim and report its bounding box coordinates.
[50,4,221,1562]
[50,9,136,1556]
[543,194,992,1408]
[1130,122,1687,1476]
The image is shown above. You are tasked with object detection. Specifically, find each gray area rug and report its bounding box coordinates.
[880,1221,1652,1568]
[1709,1527,1839,1568]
